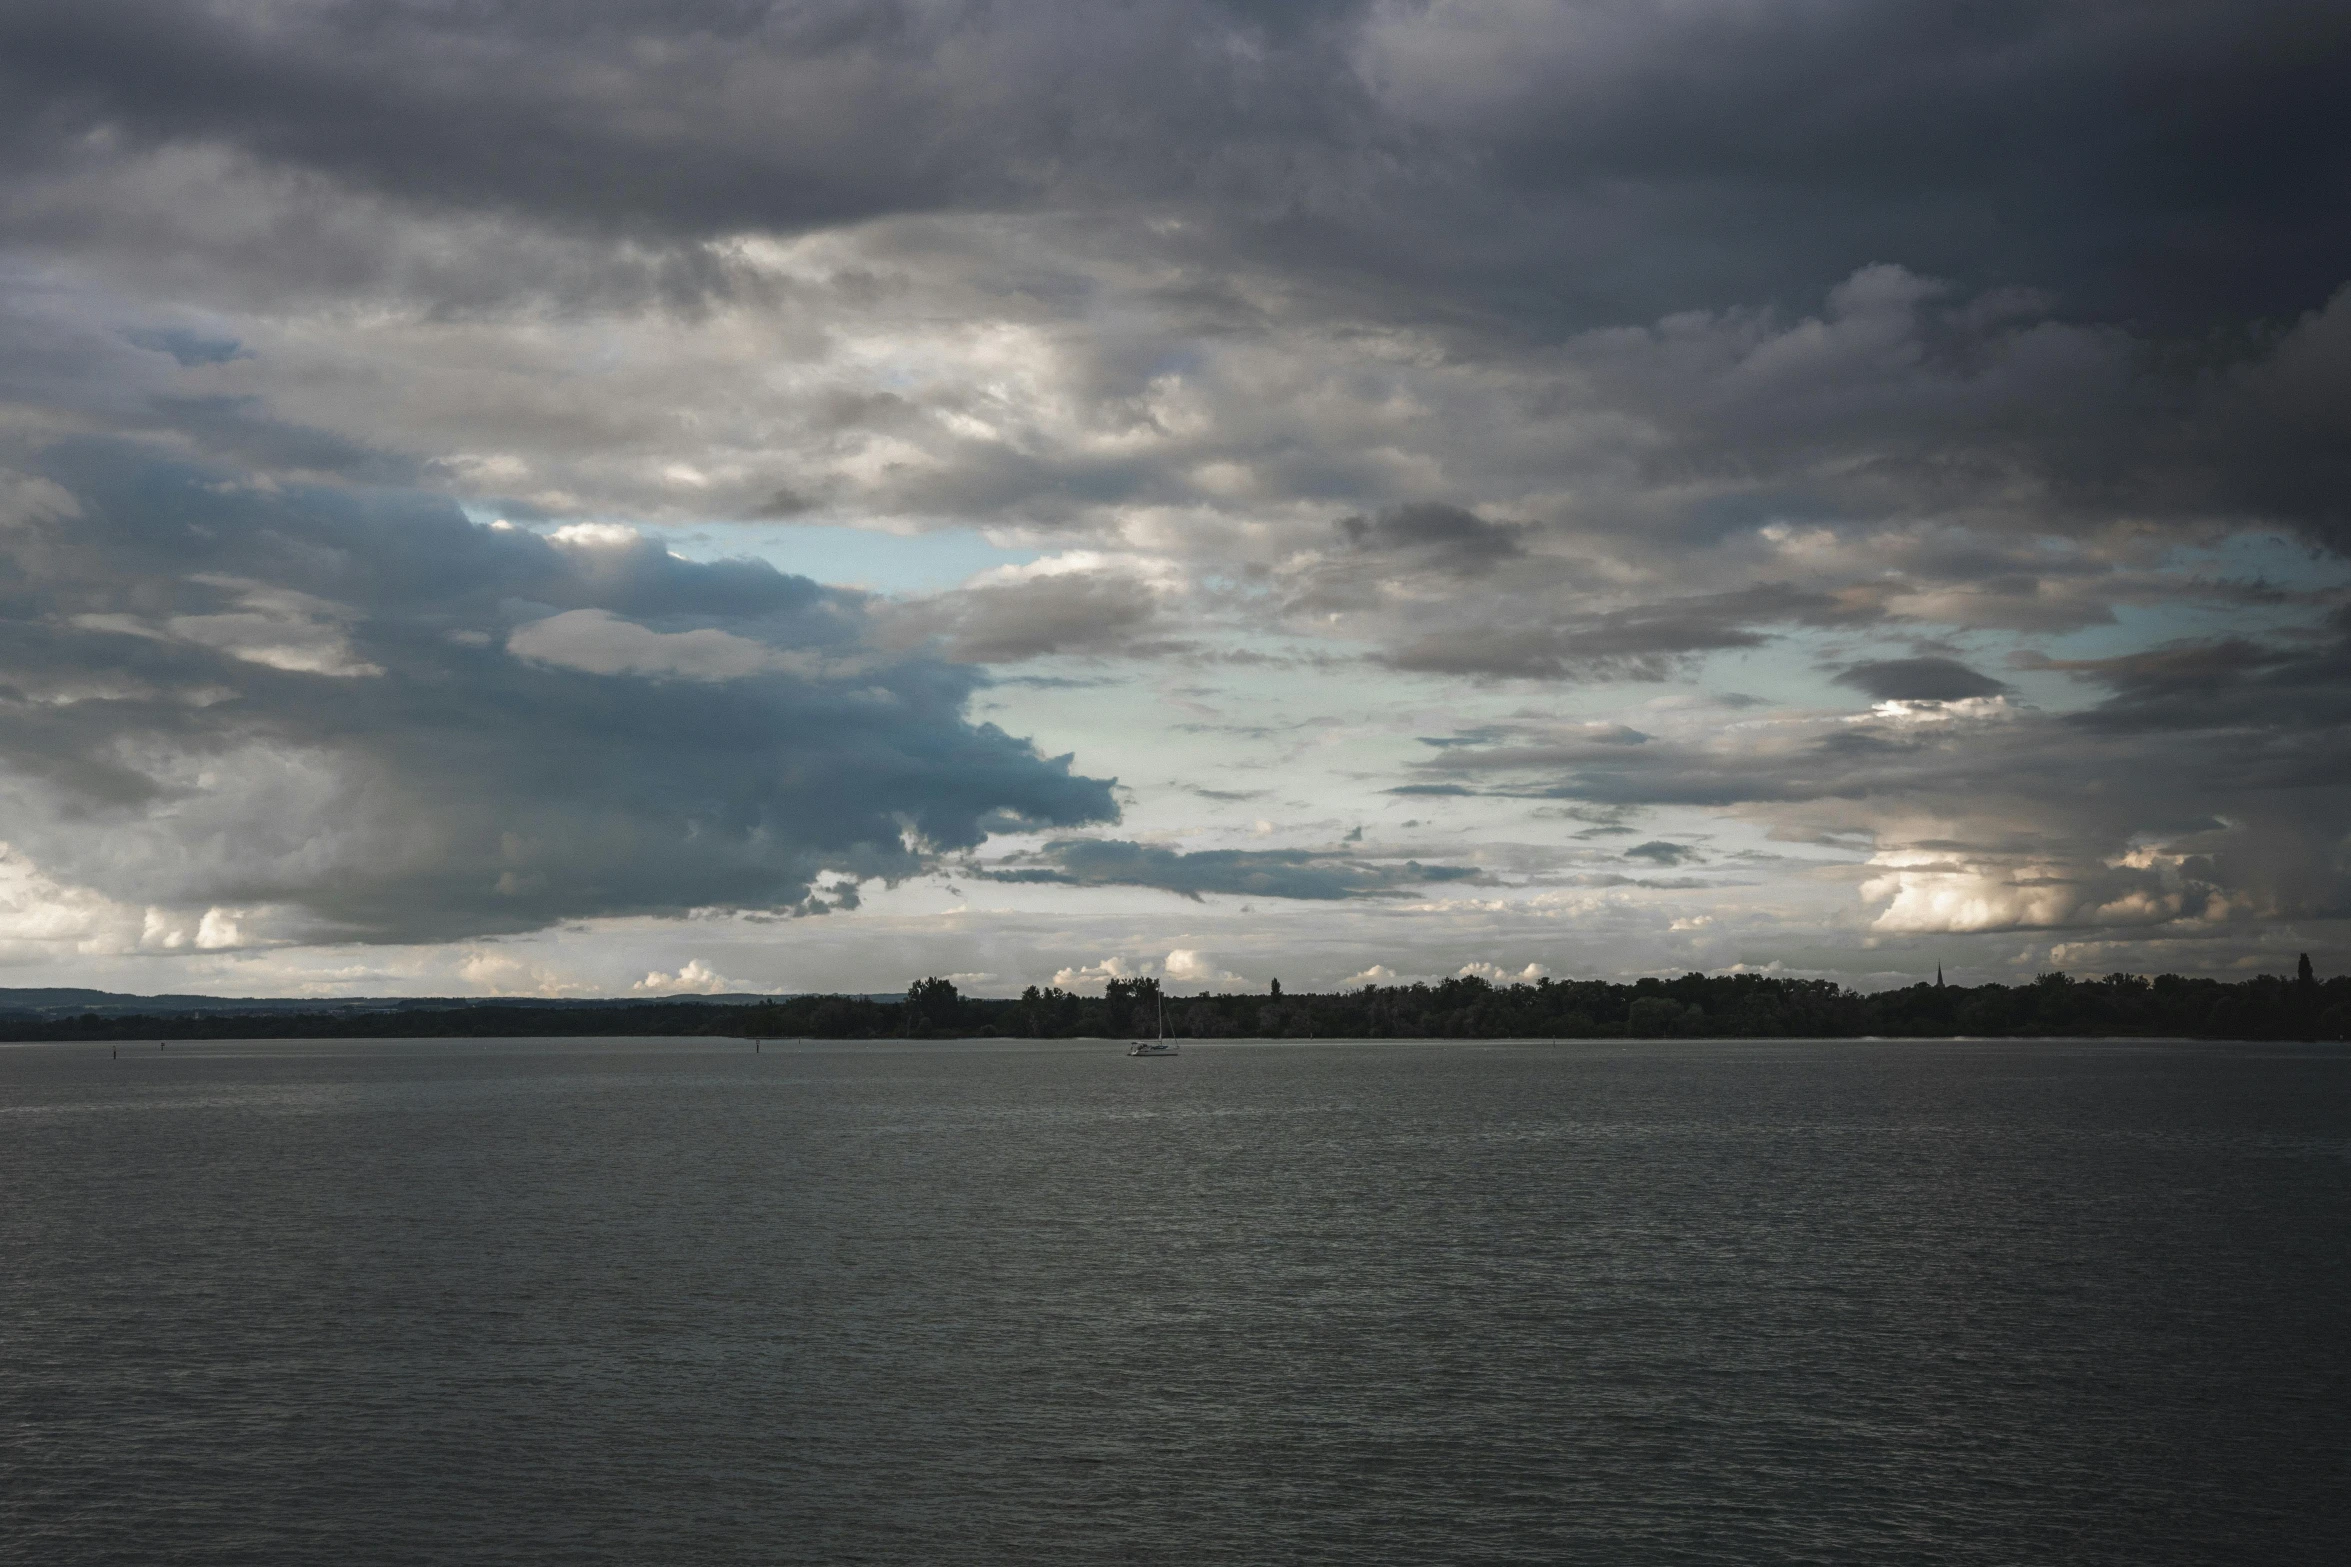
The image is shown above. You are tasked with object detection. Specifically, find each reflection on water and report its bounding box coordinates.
[4,1037,2345,1564]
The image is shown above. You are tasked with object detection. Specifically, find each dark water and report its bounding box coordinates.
[4,1037,2346,1565]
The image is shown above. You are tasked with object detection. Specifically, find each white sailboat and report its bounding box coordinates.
[1126,993,1177,1056]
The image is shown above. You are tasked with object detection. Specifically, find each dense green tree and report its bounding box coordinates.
[905,976,963,1034]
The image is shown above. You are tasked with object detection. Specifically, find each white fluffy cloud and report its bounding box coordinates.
[632,958,738,994]
[1459,961,1548,984]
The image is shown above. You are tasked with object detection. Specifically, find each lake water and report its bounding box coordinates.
[3,1037,2345,1564]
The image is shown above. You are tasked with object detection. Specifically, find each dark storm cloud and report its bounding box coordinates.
[2,2,2343,557]
[0,3,2341,338]
[0,0,2345,978]
[1381,1,2351,332]
[976,839,1480,901]
[5,1,2346,334]
[1834,657,2011,703]
[2025,614,2351,735]
[1336,503,1526,574]
[1380,583,1868,681]
[0,441,1117,942]
[0,0,1365,253]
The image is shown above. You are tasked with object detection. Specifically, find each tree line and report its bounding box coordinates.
[833,964,2346,1041]
[7,960,2344,1042]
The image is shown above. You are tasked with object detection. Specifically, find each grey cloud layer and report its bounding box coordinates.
[0,0,2344,980]
[1407,622,2351,937]
[4,4,2342,581]
[975,839,1481,902]
[877,569,1188,664]
[0,443,1115,943]
[7,1,2345,331]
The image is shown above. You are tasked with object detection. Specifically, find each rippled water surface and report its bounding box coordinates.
[5,1036,2347,1564]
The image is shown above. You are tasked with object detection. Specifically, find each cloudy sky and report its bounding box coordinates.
[2,0,2346,999]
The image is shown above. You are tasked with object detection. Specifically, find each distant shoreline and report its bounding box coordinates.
[6,964,2341,1043]
[5,1031,2275,1042]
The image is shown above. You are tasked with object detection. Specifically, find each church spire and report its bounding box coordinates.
[1936,964,1944,988]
